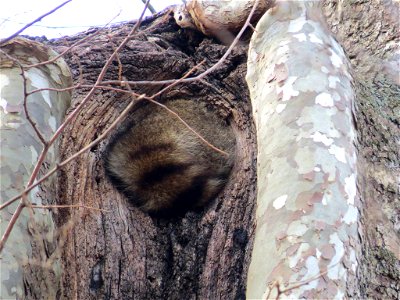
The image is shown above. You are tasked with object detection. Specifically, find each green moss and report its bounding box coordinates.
[375,247,400,279]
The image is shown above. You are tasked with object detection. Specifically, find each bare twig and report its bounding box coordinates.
[22,67,47,145]
[0,49,47,144]
[26,56,83,95]
[26,84,82,95]
[265,265,336,299]
[0,0,153,254]
[26,12,123,69]
[140,0,157,14]
[249,23,257,32]
[0,0,250,253]
[147,99,229,156]
[107,35,124,81]
[27,29,101,68]
[0,58,213,212]
[0,0,72,46]
[31,204,110,213]
[280,267,332,295]
[101,0,261,87]
[0,203,24,252]
[144,59,229,156]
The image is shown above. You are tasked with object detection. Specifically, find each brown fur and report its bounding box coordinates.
[104,99,235,216]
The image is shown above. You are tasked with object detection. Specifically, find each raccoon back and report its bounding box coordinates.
[104,99,235,215]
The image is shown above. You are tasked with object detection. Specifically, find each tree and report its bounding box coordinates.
[247,2,359,298]
[0,0,398,299]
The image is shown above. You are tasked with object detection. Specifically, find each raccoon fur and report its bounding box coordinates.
[104,99,235,216]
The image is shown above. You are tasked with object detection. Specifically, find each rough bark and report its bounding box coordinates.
[48,11,257,299]
[10,0,398,299]
[323,1,400,299]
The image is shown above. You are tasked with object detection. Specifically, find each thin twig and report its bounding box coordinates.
[0,92,144,213]
[140,0,157,14]
[0,0,72,46]
[26,84,82,95]
[101,0,261,87]
[26,56,84,95]
[248,23,257,32]
[0,49,48,144]
[107,35,124,81]
[0,58,205,211]
[0,0,153,254]
[0,55,214,214]
[144,59,229,156]
[265,264,336,299]
[26,12,122,69]
[280,266,333,295]
[151,59,206,98]
[22,67,47,145]
[31,204,110,213]
[147,98,229,156]
[0,203,24,252]
[0,0,250,253]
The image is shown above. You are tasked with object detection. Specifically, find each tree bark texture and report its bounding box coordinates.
[323,1,400,299]
[16,0,399,298]
[49,11,257,299]
[246,1,359,299]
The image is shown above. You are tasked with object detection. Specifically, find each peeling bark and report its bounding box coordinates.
[174,0,272,37]
[4,0,398,298]
[246,2,359,298]
[0,38,71,299]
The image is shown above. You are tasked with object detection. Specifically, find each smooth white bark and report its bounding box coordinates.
[0,37,71,299]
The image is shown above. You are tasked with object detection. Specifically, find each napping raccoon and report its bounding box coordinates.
[104,99,235,216]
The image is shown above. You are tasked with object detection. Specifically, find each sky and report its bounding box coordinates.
[0,0,182,39]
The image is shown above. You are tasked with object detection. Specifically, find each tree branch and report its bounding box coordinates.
[0,0,72,46]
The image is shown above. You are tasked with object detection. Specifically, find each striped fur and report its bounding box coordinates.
[104,99,235,216]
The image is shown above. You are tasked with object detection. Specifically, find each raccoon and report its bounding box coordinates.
[104,99,236,216]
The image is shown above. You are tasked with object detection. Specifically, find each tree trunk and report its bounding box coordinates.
[323,1,400,299]
[49,11,257,299]
[0,38,71,299]
[246,2,359,298]
[4,0,398,299]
